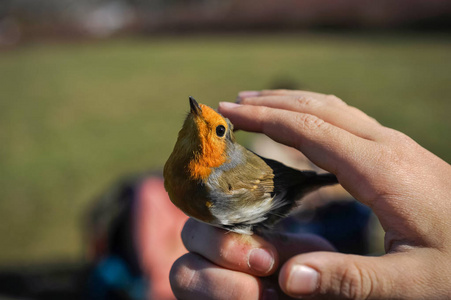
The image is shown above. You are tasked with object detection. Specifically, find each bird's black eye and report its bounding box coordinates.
[216,125,226,137]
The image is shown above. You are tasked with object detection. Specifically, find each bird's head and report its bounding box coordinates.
[172,97,235,181]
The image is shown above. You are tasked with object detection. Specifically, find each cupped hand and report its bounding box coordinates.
[170,90,451,299]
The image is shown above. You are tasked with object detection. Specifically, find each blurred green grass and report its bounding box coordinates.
[0,33,450,264]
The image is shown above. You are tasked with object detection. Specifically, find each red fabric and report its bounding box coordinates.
[134,177,188,300]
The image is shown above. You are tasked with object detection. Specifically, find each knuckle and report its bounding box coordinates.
[376,130,418,170]
[294,113,327,131]
[295,96,320,109]
[334,262,374,299]
[384,128,416,147]
[362,143,414,209]
[373,143,400,169]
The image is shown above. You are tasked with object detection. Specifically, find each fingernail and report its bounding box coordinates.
[219,101,241,109]
[261,288,278,300]
[248,248,274,274]
[287,265,319,297]
[239,91,260,98]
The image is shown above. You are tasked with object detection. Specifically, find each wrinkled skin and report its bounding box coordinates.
[169,90,451,299]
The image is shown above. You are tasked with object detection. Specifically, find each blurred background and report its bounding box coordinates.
[1,0,450,299]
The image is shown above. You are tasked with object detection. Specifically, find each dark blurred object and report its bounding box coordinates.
[85,174,144,276]
[85,173,151,300]
[145,0,451,33]
[278,201,373,254]
[1,0,450,44]
[310,201,372,254]
[0,261,85,300]
[0,17,21,46]
[87,255,146,300]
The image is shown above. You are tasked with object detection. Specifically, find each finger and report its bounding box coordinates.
[238,95,382,140]
[170,253,263,300]
[181,219,278,276]
[278,249,446,299]
[181,219,336,277]
[239,89,380,128]
[218,103,376,187]
[239,90,336,103]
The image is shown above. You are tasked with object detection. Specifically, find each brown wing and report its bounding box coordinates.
[205,146,276,230]
[215,147,274,202]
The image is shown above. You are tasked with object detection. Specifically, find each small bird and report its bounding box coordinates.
[163,97,338,234]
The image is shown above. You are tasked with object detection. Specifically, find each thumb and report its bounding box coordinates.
[278,250,438,299]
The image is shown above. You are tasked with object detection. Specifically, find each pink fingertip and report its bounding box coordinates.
[248,248,275,274]
[238,91,260,98]
[219,102,241,110]
[286,265,319,297]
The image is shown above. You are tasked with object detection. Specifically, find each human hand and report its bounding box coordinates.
[170,90,451,299]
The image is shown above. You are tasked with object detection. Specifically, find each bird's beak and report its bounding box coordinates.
[189,96,202,116]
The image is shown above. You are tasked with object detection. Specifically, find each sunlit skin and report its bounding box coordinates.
[169,90,451,299]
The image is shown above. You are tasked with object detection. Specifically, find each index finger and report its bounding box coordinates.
[181,218,279,277]
[239,95,382,140]
[218,102,375,182]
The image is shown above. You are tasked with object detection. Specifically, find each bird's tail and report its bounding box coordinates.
[304,172,339,189]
